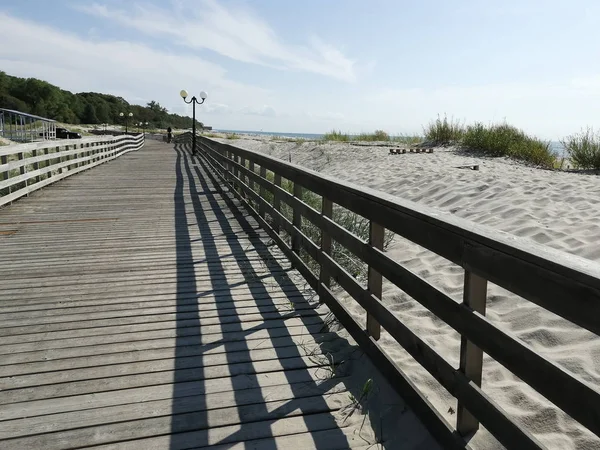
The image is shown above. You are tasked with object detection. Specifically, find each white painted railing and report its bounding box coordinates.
[0,134,144,207]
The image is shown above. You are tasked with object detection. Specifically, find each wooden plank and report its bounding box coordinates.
[0,381,347,438]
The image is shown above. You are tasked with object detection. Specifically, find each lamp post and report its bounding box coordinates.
[180,89,207,154]
[119,112,134,133]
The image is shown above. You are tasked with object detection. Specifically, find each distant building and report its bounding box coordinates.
[0,108,57,142]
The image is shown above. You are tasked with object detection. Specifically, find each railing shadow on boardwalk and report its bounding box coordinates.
[170,141,383,448]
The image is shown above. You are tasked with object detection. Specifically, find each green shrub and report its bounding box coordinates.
[560,127,600,170]
[356,130,391,141]
[462,122,555,167]
[423,114,464,144]
[392,135,423,145]
[323,130,350,142]
[226,133,240,140]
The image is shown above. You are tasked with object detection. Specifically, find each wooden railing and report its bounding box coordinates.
[0,134,144,207]
[179,132,600,449]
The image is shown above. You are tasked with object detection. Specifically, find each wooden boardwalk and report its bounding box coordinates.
[0,140,436,449]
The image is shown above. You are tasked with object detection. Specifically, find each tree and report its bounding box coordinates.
[82,103,99,124]
[96,102,110,123]
[0,71,209,129]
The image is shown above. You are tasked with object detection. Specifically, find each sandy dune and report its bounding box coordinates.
[221,136,600,449]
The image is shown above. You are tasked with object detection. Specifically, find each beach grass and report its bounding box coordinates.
[423,114,464,144]
[355,130,391,141]
[392,134,423,145]
[560,127,600,170]
[323,130,350,142]
[461,122,555,168]
[225,132,240,140]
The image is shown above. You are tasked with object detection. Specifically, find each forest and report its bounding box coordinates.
[0,71,202,129]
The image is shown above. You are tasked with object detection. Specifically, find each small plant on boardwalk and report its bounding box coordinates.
[344,378,375,423]
[462,122,555,168]
[560,127,600,170]
[226,133,240,140]
[323,130,350,142]
[423,114,464,144]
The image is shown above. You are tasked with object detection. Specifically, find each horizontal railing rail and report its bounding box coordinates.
[0,134,144,207]
[176,132,600,450]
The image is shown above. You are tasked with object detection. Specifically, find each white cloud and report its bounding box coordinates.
[239,105,277,117]
[76,0,357,82]
[0,12,271,118]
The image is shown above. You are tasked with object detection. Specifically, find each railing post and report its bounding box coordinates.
[240,157,247,199]
[292,182,302,254]
[32,149,40,183]
[319,198,333,289]
[1,155,9,195]
[273,173,282,234]
[233,154,240,194]
[18,152,27,195]
[366,221,384,340]
[457,271,488,436]
[259,166,267,218]
[44,148,50,179]
[248,160,255,207]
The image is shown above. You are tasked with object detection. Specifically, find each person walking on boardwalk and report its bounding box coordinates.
[167,126,172,143]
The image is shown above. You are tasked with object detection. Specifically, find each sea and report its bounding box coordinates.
[215,129,324,140]
[215,129,568,158]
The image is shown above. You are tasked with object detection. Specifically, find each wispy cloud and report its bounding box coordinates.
[76,0,357,82]
[0,12,270,115]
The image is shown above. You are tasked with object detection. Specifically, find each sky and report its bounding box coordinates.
[1,0,600,138]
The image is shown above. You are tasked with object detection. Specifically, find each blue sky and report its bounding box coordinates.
[1,0,600,138]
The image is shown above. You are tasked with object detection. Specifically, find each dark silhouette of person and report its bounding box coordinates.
[167,127,172,143]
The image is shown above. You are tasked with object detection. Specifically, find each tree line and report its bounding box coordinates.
[0,71,203,129]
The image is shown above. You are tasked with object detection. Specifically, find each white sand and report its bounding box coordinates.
[220,135,600,449]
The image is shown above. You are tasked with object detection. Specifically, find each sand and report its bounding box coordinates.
[214,134,600,449]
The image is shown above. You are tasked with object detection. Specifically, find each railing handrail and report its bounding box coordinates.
[1,134,144,207]
[175,132,600,450]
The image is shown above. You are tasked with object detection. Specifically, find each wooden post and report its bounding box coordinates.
[18,152,27,195]
[248,160,255,207]
[1,155,8,194]
[241,157,249,199]
[259,166,267,218]
[320,198,333,289]
[32,149,40,183]
[366,221,385,340]
[233,155,240,192]
[44,148,50,179]
[292,182,302,254]
[273,173,282,234]
[457,271,488,436]
[248,161,255,192]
